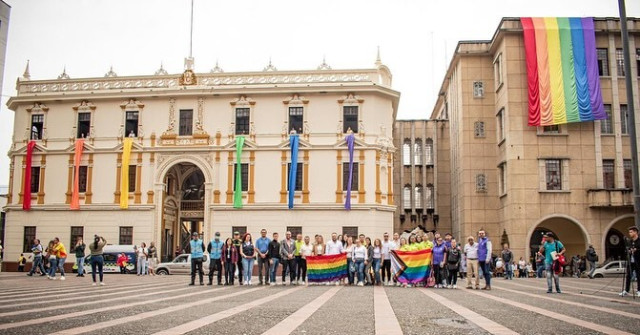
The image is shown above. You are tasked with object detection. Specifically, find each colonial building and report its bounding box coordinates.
[2,57,399,267]
[392,120,450,234]
[432,17,640,263]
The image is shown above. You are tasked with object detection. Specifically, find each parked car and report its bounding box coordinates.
[592,260,627,278]
[75,245,137,274]
[155,254,210,275]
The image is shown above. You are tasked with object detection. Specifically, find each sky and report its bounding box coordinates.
[0,0,638,186]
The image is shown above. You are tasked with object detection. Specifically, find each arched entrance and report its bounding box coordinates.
[527,216,589,266]
[161,163,205,261]
[604,215,634,262]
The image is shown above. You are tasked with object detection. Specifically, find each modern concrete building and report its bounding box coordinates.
[432,17,640,264]
[392,120,450,235]
[2,57,399,269]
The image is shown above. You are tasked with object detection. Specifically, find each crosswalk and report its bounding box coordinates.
[0,274,638,334]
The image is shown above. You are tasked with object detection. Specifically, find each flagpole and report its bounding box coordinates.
[189,0,194,59]
[618,0,640,230]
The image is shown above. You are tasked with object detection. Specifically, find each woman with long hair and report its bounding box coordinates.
[408,235,419,251]
[89,235,107,285]
[147,242,158,276]
[313,235,325,256]
[344,236,355,285]
[221,238,237,285]
[372,238,383,285]
[46,240,57,279]
[352,238,367,286]
[364,237,374,285]
[240,233,255,285]
[399,237,410,251]
[136,242,148,276]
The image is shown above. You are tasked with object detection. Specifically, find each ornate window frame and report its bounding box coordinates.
[282,94,309,141]
[71,100,97,145]
[230,95,256,142]
[119,99,145,143]
[25,103,49,144]
[337,93,365,139]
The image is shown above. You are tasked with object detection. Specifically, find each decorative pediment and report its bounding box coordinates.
[282,94,309,105]
[338,93,364,105]
[224,137,258,149]
[277,137,312,149]
[26,102,49,113]
[335,137,366,148]
[120,99,144,110]
[72,100,97,111]
[230,95,255,107]
[113,141,144,151]
[64,141,95,153]
[16,142,47,154]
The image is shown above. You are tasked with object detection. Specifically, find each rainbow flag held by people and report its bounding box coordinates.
[521,17,606,126]
[391,249,432,284]
[306,254,348,283]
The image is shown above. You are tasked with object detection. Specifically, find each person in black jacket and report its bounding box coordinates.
[585,245,598,279]
[447,239,462,288]
[501,244,514,280]
[621,226,640,297]
[232,231,243,285]
[268,233,281,286]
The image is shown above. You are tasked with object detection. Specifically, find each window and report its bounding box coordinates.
[603,160,615,189]
[498,163,506,195]
[414,185,423,209]
[402,140,411,165]
[77,112,91,138]
[287,226,302,237]
[414,139,422,165]
[30,167,40,193]
[78,166,88,193]
[232,226,247,236]
[288,107,303,134]
[474,121,485,138]
[342,226,358,238]
[343,106,358,133]
[476,174,487,192]
[125,111,139,137]
[493,54,503,89]
[69,226,84,253]
[23,226,36,253]
[119,226,133,245]
[620,105,628,135]
[179,109,193,136]
[425,184,434,209]
[601,104,613,134]
[235,108,250,135]
[597,48,609,76]
[425,139,433,165]
[545,159,562,191]
[402,185,411,210]
[624,159,633,189]
[497,108,505,142]
[542,125,560,134]
[616,49,625,76]
[233,163,249,192]
[342,162,359,191]
[287,162,303,191]
[473,81,484,98]
[128,165,136,193]
[31,114,44,140]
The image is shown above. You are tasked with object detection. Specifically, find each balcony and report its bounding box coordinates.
[587,189,633,208]
[180,201,205,218]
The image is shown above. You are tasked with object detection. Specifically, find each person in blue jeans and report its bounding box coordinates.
[240,233,256,285]
[352,239,367,286]
[539,232,565,293]
[75,237,86,277]
[27,239,46,276]
[372,238,383,285]
[268,233,281,285]
[477,229,493,290]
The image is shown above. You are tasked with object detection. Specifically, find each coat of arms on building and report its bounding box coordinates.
[179,69,197,86]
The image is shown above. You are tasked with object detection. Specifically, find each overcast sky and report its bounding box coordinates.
[0,0,638,186]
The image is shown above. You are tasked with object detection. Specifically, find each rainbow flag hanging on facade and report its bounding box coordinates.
[306,254,348,283]
[521,17,606,126]
[391,249,432,284]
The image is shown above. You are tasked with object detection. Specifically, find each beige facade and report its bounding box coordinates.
[432,17,640,264]
[2,60,399,266]
[392,120,450,234]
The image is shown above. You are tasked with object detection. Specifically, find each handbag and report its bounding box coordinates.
[426,271,436,287]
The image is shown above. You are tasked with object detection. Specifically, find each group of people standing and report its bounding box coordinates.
[133,242,158,276]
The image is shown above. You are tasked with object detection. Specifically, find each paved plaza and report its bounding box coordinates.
[0,273,638,334]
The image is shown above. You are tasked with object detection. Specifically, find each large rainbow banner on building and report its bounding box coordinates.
[391,249,432,284]
[521,17,606,126]
[306,254,348,283]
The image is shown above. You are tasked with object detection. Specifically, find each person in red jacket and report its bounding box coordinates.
[221,238,238,285]
[116,253,130,274]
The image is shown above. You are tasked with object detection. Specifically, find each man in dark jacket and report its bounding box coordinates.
[501,244,513,280]
[585,245,598,279]
[268,233,281,286]
[232,231,243,285]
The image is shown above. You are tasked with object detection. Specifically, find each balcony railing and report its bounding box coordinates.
[587,189,633,207]
[180,200,204,211]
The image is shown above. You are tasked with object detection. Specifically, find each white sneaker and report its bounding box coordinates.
[52,277,57,280]
[92,283,97,286]
[619,291,629,296]
[269,282,275,286]
[636,292,640,297]
[453,285,457,289]
[357,282,364,287]
[99,282,105,286]
[301,281,306,285]
[335,281,340,286]
[60,276,66,281]
[248,281,252,286]
[446,285,451,289]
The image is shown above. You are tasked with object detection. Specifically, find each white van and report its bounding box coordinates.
[80,245,137,274]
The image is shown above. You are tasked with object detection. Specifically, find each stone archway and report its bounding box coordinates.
[603,215,634,262]
[526,215,589,264]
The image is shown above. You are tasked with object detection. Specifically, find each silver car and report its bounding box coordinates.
[155,254,210,275]
[592,260,627,278]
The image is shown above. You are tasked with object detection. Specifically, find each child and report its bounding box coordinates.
[117,253,129,274]
[17,254,27,272]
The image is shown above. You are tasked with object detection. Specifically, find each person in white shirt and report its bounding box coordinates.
[352,239,368,286]
[299,236,313,285]
[381,232,396,285]
[135,243,148,276]
[325,233,344,255]
[463,236,479,289]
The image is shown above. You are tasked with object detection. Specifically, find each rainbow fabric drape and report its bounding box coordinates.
[288,134,299,209]
[70,139,84,210]
[521,17,606,126]
[391,248,432,284]
[306,254,348,283]
[119,138,133,209]
[22,140,36,211]
[233,136,245,209]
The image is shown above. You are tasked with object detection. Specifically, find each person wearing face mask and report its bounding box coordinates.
[207,232,224,286]
[188,232,206,286]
